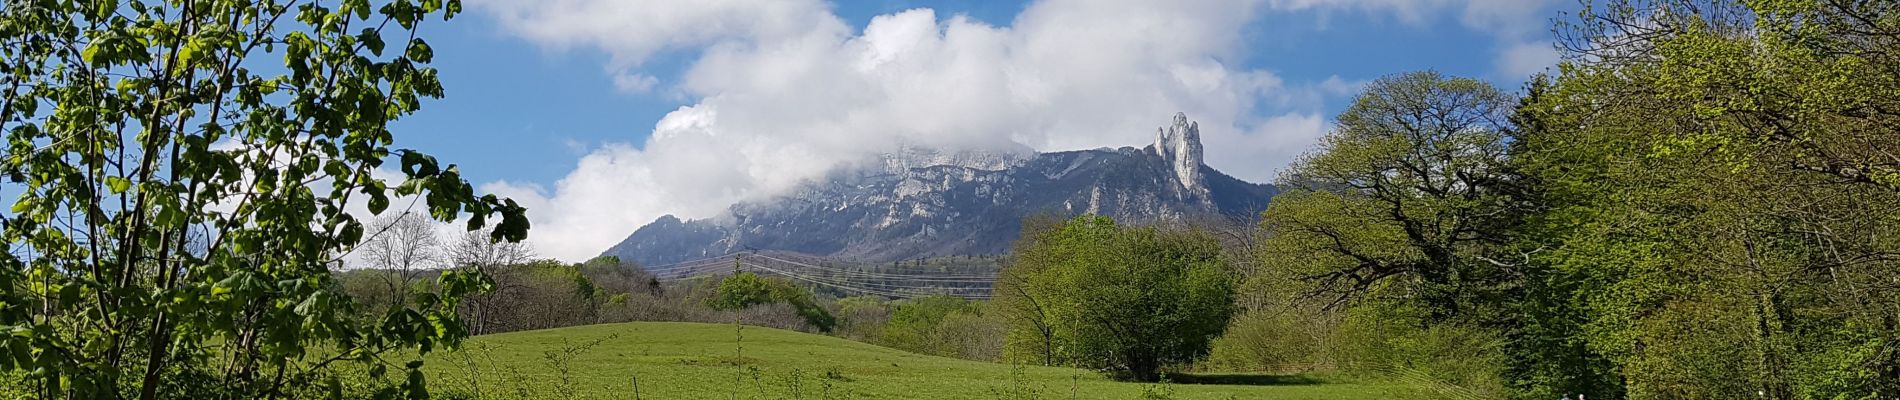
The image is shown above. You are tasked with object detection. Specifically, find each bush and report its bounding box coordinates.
[881,295,973,352]
[1205,309,1336,373]
[835,296,893,342]
[840,295,1009,361]
[1335,304,1511,399]
[934,308,1007,361]
[997,216,1236,381]
[707,272,836,332]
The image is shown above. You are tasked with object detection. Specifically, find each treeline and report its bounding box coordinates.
[337,256,836,338]
[332,216,1002,348]
[1195,1,1900,398]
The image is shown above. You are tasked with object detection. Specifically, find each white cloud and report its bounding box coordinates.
[1264,0,1452,24]
[1318,75,1365,97]
[1497,41,1560,78]
[1460,0,1561,37]
[469,0,1554,261]
[611,72,659,93]
[474,0,842,68]
[1205,111,1330,183]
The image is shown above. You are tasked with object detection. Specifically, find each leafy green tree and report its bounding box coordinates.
[768,278,836,333]
[879,294,973,355]
[999,216,1234,382]
[1512,1,1900,397]
[707,271,775,309]
[996,215,1064,366]
[706,271,834,332]
[1259,71,1524,320]
[0,0,526,398]
[1248,71,1626,397]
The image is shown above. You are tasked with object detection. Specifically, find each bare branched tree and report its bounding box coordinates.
[449,226,536,270]
[360,213,444,307]
[449,226,536,334]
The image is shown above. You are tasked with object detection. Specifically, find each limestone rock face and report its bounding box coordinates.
[602,113,1277,266]
[1153,112,1207,198]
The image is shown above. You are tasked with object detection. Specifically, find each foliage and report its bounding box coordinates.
[1246,70,1562,396]
[833,295,892,343]
[879,295,973,353]
[1498,0,1900,397]
[1229,2,1900,398]
[1205,308,1335,373]
[1260,70,1525,320]
[0,0,527,398]
[998,216,1235,382]
[1331,302,1510,399]
[996,215,1066,367]
[707,271,778,312]
[868,295,1004,361]
[931,306,1007,362]
[707,271,836,333]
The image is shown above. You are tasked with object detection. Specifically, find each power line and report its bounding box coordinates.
[749,254,997,280]
[739,261,970,298]
[636,252,1000,300]
[657,261,992,299]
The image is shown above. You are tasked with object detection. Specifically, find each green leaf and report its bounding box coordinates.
[405,367,429,398]
[81,40,103,65]
[406,39,434,63]
[361,28,385,56]
[368,192,389,215]
[157,205,186,227]
[105,177,131,194]
[11,197,34,214]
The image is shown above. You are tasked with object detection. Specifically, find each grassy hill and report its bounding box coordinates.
[425,322,1436,399]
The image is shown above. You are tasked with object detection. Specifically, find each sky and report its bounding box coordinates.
[387,0,1578,261]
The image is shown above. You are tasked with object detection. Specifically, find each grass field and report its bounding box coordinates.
[426,322,1438,399]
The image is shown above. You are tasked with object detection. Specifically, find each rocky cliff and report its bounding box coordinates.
[602,113,1276,266]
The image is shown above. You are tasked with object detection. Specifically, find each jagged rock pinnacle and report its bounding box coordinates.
[1153,112,1206,196]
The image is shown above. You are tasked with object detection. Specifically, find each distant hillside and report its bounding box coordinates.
[603,113,1277,266]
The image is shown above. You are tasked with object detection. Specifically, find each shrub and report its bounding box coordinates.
[997,216,1236,381]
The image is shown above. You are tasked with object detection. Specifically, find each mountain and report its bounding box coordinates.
[602,113,1278,266]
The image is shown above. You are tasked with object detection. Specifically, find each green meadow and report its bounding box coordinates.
[426,322,1441,400]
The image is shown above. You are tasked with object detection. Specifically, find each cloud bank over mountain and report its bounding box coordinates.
[468,0,1559,261]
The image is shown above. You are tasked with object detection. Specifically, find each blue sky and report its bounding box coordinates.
[399,0,1574,260]
[403,0,1552,186]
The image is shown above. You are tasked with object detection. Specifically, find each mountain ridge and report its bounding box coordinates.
[602,113,1277,266]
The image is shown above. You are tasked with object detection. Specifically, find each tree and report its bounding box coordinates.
[879,295,973,356]
[447,226,534,335]
[998,216,1234,382]
[0,0,527,398]
[1259,71,1525,320]
[996,215,1064,366]
[1247,71,1619,396]
[359,212,442,308]
[706,271,834,333]
[448,224,534,269]
[1510,1,1900,397]
[1556,0,1900,191]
